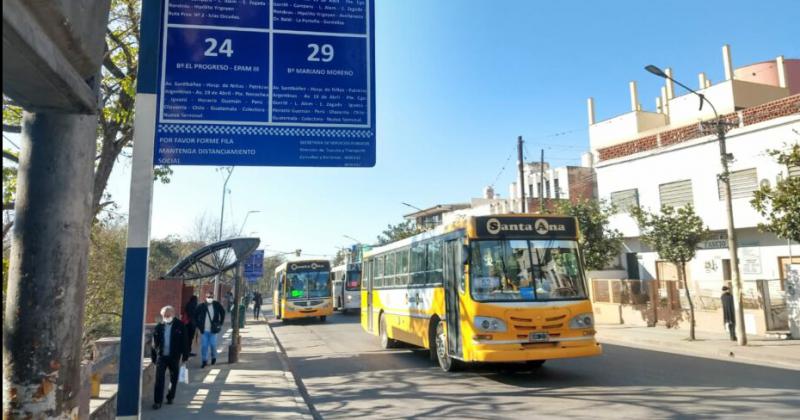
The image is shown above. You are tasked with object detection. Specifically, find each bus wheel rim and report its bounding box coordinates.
[436,323,448,366]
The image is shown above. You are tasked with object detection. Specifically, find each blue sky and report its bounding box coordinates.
[101,0,800,259]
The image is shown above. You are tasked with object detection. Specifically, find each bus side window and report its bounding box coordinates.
[375,256,384,288]
[427,240,443,285]
[411,244,426,285]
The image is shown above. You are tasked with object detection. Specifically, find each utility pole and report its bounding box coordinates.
[715,123,747,345]
[540,149,545,213]
[215,166,234,299]
[229,262,243,363]
[645,63,747,345]
[517,136,526,213]
[3,1,110,417]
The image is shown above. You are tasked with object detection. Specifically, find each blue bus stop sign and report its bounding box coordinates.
[153,0,375,167]
[244,249,264,280]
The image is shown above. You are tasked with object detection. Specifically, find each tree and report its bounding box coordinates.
[83,221,127,354]
[260,254,286,294]
[554,199,623,271]
[376,220,426,245]
[632,204,708,340]
[751,142,800,243]
[332,248,349,266]
[1,0,171,225]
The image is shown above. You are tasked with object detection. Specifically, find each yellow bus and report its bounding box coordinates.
[361,214,601,371]
[273,260,333,322]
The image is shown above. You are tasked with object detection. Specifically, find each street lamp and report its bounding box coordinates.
[215,166,234,299]
[342,234,361,244]
[401,202,424,212]
[238,210,261,235]
[645,64,747,345]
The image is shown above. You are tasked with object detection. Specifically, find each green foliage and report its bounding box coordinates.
[83,221,128,349]
[2,161,16,207]
[260,254,286,293]
[376,220,426,245]
[631,204,709,264]
[554,199,623,270]
[751,143,800,243]
[332,248,348,266]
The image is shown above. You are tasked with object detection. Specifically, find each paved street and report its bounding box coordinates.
[268,308,800,419]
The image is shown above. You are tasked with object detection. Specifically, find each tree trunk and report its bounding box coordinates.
[679,261,696,341]
[3,110,96,418]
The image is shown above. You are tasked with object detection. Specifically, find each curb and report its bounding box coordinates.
[598,335,800,371]
[264,317,321,420]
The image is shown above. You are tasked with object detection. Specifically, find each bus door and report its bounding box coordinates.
[367,260,374,333]
[443,240,463,358]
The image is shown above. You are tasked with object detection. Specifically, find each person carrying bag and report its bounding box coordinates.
[194,293,226,368]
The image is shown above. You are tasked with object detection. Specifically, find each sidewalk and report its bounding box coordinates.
[597,324,800,371]
[144,312,311,419]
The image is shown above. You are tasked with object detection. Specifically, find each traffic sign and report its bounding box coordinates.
[153,0,375,167]
[244,249,265,279]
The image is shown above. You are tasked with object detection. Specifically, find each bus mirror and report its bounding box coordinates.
[461,245,470,265]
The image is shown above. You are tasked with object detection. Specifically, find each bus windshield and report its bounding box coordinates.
[470,239,587,302]
[286,271,330,299]
[345,271,361,290]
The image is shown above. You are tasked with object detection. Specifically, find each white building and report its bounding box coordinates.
[588,45,800,335]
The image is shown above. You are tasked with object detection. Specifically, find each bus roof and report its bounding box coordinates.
[363,213,578,258]
[274,259,331,274]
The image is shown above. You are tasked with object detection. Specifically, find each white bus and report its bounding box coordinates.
[332,263,361,314]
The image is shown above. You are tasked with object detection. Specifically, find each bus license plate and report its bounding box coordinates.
[529,332,549,343]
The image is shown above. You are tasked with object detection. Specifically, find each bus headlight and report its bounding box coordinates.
[569,313,594,329]
[346,295,352,301]
[474,316,507,333]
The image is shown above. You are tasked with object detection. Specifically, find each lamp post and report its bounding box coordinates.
[645,64,746,345]
[343,234,362,244]
[215,166,234,299]
[238,210,261,235]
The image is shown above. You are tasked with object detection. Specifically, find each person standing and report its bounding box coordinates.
[721,286,736,341]
[151,305,189,409]
[183,295,198,357]
[253,291,263,320]
[195,292,226,368]
[225,290,234,313]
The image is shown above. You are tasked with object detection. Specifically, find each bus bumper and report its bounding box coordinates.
[283,307,333,320]
[468,339,602,363]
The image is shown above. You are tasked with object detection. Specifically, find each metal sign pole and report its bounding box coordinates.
[116,0,160,418]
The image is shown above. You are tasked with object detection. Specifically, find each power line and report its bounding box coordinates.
[489,144,515,189]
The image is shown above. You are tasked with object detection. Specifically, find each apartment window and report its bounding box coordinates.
[717,168,757,200]
[554,179,561,199]
[610,188,639,212]
[788,164,800,179]
[659,179,693,208]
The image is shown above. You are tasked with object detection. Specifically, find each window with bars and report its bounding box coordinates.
[717,168,757,200]
[788,164,800,179]
[610,188,639,212]
[659,179,693,208]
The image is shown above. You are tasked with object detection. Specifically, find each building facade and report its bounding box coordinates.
[589,45,800,335]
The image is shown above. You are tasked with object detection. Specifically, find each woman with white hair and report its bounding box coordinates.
[150,305,189,409]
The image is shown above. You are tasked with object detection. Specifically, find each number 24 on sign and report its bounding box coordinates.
[201,38,335,62]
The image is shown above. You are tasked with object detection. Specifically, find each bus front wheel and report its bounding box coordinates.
[379,313,397,349]
[435,320,461,372]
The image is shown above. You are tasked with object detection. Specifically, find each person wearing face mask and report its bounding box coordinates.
[151,305,189,409]
[194,293,226,368]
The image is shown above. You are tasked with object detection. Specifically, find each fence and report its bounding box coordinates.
[80,325,156,419]
[591,279,650,305]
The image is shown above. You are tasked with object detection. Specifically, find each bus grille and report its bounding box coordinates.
[294,300,323,307]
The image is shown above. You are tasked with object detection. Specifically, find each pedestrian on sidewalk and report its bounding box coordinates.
[253,291,263,320]
[195,292,226,368]
[721,286,736,341]
[183,295,198,357]
[151,305,189,409]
